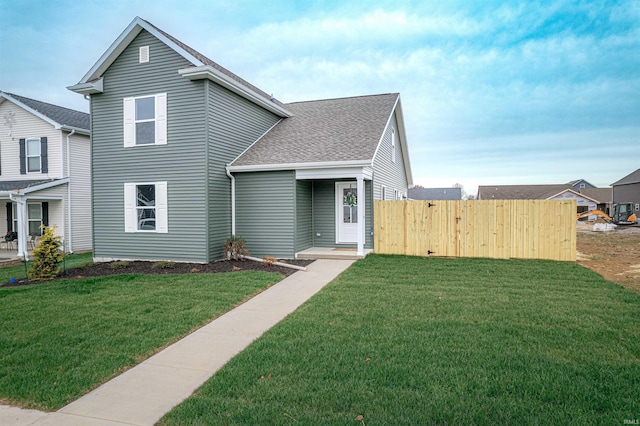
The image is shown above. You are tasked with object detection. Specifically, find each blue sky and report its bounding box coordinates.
[1,0,638,195]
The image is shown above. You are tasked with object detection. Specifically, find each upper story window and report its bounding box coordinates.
[123,93,167,147]
[391,129,396,163]
[26,138,41,172]
[19,137,48,174]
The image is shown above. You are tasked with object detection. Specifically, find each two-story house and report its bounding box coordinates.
[0,92,92,257]
[68,17,412,262]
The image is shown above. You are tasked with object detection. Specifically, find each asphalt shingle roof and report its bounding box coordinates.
[3,92,89,131]
[478,184,572,200]
[612,168,640,186]
[231,93,398,167]
[579,187,612,203]
[141,19,285,110]
[408,188,462,200]
[0,180,57,192]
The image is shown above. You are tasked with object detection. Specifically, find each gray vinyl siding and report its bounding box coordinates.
[207,82,280,260]
[235,171,296,258]
[613,182,640,209]
[91,30,208,262]
[295,180,312,252]
[312,179,373,249]
[372,113,409,200]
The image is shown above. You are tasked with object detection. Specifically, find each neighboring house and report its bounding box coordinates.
[408,187,461,200]
[477,183,611,214]
[567,179,596,191]
[612,168,640,216]
[68,17,412,262]
[0,92,91,257]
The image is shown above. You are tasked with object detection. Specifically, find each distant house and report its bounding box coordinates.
[68,17,412,262]
[567,179,596,191]
[477,183,612,214]
[612,168,640,216]
[0,92,91,257]
[408,187,462,200]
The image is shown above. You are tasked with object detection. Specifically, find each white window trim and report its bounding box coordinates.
[26,137,41,173]
[381,185,386,200]
[394,189,399,200]
[391,128,396,163]
[124,182,168,233]
[123,93,167,147]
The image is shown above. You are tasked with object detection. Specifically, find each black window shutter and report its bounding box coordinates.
[40,137,48,173]
[6,202,12,233]
[19,139,26,174]
[42,202,49,227]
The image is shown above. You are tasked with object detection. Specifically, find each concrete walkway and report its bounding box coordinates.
[0,259,355,426]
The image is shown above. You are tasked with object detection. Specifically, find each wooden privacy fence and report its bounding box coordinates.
[374,200,576,261]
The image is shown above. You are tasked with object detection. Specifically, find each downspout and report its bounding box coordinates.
[66,130,75,253]
[225,166,236,235]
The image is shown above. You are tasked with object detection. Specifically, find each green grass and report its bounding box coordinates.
[160,255,640,425]
[0,252,94,284]
[0,270,282,410]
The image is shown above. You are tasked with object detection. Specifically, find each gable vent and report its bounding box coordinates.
[139,46,150,63]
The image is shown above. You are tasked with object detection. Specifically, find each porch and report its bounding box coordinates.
[296,247,373,260]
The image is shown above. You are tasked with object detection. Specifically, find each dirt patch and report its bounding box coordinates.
[576,224,640,293]
[1,258,314,288]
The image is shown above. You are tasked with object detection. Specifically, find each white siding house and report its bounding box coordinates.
[0,91,91,257]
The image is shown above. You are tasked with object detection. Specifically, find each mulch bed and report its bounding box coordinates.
[1,258,314,288]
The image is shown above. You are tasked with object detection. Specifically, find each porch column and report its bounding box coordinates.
[14,196,28,259]
[357,176,364,256]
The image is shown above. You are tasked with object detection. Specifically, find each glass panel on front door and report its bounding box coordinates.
[343,188,358,224]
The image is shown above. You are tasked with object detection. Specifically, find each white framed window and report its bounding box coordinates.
[124,182,168,233]
[13,202,45,236]
[123,93,167,147]
[381,185,386,200]
[26,138,41,172]
[139,46,150,63]
[579,183,586,189]
[391,128,396,163]
[394,189,399,200]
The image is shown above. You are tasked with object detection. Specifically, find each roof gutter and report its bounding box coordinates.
[227,159,372,173]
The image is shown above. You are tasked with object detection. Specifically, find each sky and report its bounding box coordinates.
[1,0,638,196]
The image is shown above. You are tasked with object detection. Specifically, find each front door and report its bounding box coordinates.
[336,182,358,243]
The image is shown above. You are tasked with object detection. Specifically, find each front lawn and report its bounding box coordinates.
[0,252,93,284]
[0,270,282,410]
[161,255,640,425]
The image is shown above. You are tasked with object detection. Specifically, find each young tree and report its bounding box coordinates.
[28,226,64,281]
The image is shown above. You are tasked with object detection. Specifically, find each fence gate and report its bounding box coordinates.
[374,200,576,261]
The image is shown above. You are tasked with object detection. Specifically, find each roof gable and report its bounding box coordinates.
[0,92,90,133]
[612,168,640,186]
[68,17,290,117]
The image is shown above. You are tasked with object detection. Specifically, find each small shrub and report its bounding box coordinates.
[152,261,176,269]
[223,235,249,260]
[28,226,64,281]
[110,261,130,269]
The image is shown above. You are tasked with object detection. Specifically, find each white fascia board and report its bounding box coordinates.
[24,195,64,201]
[19,178,69,195]
[67,78,104,95]
[296,166,373,180]
[179,66,292,118]
[228,159,372,173]
[72,16,205,86]
[395,99,414,186]
[371,96,413,187]
[547,188,599,204]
